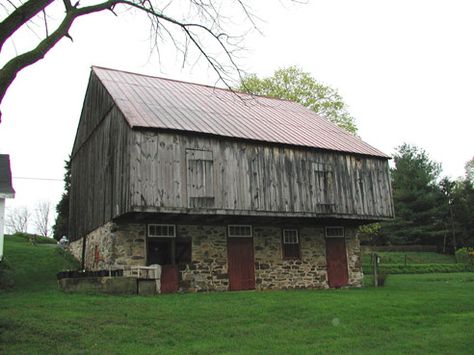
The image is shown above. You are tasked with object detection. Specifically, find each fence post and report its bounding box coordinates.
[373,252,378,287]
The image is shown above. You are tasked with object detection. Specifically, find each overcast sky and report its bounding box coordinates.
[0,0,473,233]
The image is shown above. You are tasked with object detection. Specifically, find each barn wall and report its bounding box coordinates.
[130,131,394,220]
[69,104,132,241]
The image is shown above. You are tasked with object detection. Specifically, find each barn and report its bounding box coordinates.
[68,66,394,292]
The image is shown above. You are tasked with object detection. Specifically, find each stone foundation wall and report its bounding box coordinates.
[345,228,363,287]
[69,222,146,270]
[254,226,329,290]
[69,222,363,291]
[178,225,228,292]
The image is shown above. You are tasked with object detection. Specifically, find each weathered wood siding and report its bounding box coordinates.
[129,131,394,219]
[70,74,393,241]
[69,85,132,241]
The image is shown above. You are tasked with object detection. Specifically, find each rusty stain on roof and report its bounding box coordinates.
[92,66,389,158]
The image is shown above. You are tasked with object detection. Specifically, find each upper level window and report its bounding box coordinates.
[228,225,252,238]
[325,226,344,238]
[148,224,176,238]
[282,229,300,259]
[312,162,335,208]
[186,149,215,208]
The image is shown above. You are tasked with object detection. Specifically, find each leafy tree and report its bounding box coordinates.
[465,156,474,184]
[239,66,357,134]
[52,158,71,241]
[381,144,447,245]
[0,0,263,121]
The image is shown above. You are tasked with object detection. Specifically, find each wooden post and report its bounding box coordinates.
[373,252,378,287]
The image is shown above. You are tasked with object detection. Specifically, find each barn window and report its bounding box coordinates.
[282,229,300,259]
[325,226,344,238]
[186,149,215,208]
[228,225,252,238]
[148,224,176,238]
[312,162,335,209]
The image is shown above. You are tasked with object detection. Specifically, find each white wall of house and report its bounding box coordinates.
[0,197,5,261]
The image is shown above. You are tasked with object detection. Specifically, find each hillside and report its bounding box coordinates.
[1,234,79,291]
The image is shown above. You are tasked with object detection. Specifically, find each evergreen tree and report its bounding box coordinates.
[52,158,71,241]
[381,144,447,245]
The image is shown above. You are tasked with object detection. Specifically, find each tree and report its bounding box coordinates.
[53,158,71,241]
[381,144,447,245]
[0,0,263,121]
[465,156,474,184]
[5,207,29,234]
[239,66,358,134]
[33,201,51,237]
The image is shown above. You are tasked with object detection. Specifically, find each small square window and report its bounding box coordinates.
[148,224,176,238]
[282,229,300,259]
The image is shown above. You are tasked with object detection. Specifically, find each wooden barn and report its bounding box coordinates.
[68,66,394,292]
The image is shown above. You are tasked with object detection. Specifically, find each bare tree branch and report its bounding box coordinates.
[0,0,272,122]
[0,0,54,52]
[6,207,29,234]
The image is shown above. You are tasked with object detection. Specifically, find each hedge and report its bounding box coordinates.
[363,263,474,274]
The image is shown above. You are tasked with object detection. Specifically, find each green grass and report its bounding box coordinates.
[1,237,474,354]
[2,234,79,290]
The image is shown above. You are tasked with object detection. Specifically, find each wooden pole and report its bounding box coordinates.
[373,252,378,287]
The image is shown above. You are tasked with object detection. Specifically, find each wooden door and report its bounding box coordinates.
[227,237,255,291]
[325,238,349,288]
[161,264,179,293]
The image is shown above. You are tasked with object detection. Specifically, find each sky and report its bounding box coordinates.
[0,0,473,233]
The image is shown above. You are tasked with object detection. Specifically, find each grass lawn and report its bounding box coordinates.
[1,236,474,354]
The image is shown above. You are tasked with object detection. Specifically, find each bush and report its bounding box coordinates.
[455,247,474,264]
[0,258,15,290]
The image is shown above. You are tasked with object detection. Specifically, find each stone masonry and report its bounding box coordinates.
[69,222,146,270]
[69,222,363,291]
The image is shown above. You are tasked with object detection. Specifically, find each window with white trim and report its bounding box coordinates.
[228,225,252,238]
[148,224,176,238]
[282,229,300,259]
[325,226,344,238]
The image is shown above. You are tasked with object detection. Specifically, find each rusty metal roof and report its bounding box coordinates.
[92,66,388,158]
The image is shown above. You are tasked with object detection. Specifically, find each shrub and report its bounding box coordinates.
[455,247,474,264]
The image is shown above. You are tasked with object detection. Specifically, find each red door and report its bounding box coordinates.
[161,264,179,293]
[325,238,349,288]
[227,237,255,291]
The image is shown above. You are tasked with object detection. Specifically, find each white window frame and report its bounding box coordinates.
[227,225,252,238]
[148,224,176,238]
[282,229,299,244]
[325,226,345,238]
